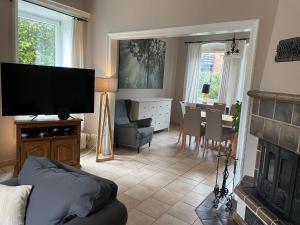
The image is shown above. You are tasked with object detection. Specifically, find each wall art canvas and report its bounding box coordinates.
[118,39,166,89]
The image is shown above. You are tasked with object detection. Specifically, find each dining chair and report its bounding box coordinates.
[230,103,237,116]
[181,108,205,153]
[204,108,234,156]
[213,102,226,114]
[177,101,186,143]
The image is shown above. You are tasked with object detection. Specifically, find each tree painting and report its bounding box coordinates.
[18,17,56,66]
[118,39,166,89]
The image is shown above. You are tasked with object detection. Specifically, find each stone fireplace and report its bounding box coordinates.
[234,90,300,225]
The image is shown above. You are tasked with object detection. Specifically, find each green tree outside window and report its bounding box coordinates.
[18,17,56,66]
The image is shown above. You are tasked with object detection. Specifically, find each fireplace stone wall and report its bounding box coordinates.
[234,90,300,225]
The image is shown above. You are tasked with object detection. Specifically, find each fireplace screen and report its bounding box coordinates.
[257,141,299,224]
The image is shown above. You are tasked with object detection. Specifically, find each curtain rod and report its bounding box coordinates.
[22,0,88,22]
[184,38,249,44]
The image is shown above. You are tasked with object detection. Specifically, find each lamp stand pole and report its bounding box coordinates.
[96,92,114,162]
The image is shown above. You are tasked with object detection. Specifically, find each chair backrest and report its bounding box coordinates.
[179,101,186,121]
[183,108,202,137]
[205,108,223,141]
[230,104,237,116]
[213,102,226,114]
[115,99,130,125]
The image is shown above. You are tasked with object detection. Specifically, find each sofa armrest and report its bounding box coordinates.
[65,200,127,225]
[132,118,152,128]
[0,178,18,186]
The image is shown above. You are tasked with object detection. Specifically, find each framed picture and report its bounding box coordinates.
[118,39,166,89]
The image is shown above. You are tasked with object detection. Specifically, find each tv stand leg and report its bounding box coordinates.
[31,115,38,121]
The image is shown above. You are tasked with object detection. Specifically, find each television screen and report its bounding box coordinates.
[1,63,95,116]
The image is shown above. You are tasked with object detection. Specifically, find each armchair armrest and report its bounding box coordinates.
[115,123,138,147]
[132,118,152,128]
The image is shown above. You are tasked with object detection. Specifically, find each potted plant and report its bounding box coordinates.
[231,101,241,157]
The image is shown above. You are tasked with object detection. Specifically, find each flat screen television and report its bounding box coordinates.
[1,63,95,116]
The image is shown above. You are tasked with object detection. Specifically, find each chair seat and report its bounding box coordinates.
[137,127,154,139]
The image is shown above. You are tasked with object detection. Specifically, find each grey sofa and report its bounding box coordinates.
[115,99,154,153]
[1,160,128,225]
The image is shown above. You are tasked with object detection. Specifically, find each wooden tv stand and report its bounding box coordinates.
[14,119,82,176]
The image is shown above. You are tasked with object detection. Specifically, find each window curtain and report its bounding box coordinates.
[183,43,202,103]
[235,43,249,101]
[219,40,246,107]
[72,18,85,68]
[71,18,86,130]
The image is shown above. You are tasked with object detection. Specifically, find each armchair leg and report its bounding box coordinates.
[137,147,140,153]
[149,142,151,147]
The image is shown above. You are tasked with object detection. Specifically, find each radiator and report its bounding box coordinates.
[80,132,89,150]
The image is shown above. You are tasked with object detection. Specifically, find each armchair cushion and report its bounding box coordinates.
[133,118,152,128]
[116,116,130,125]
[137,127,154,139]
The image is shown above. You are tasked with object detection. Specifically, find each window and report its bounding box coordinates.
[17,0,73,67]
[18,14,58,66]
[198,43,225,102]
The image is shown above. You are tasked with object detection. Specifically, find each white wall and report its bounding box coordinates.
[260,0,300,94]
[242,0,300,177]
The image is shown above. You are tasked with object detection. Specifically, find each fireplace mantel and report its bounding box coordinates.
[248,90,300,104]
[247,89,300,154]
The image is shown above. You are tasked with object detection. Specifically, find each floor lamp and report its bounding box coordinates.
[95,77,118,162]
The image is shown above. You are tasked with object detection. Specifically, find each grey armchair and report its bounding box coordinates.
[115,99,154,153]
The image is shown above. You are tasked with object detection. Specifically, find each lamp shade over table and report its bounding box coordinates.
[202,84,210,94]
[95,77,118,93]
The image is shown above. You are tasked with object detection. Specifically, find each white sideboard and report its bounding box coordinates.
[130,98,172,131]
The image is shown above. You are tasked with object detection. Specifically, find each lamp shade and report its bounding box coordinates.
[202,84,210,94]
[95,77,118,92]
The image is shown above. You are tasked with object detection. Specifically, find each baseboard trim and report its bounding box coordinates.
[0,159,15,168]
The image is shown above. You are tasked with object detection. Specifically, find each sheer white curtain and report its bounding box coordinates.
[219,40,246,107]
[183,43,202,103]
[72,18,85,68]
[72,18,86,130]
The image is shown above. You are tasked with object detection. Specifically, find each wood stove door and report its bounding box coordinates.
[273,149,297,216]
[258,142,279,202]
[291,162,300,224]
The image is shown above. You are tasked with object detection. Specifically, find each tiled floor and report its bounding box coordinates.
[0,127,234,225]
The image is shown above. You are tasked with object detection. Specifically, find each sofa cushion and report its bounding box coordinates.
[137,127,154,139]
[50,160,118,214]
[18,156,102,225]
[0,184,32,225]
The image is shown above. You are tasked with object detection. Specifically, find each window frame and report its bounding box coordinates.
[17,10,62,66]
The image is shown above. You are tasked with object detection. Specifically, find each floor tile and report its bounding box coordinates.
[118,194,141,210]
[136,198,170,219]
[116,174,145,187]
[127,209,155,225]
[153,214,188,225]
[193,183,214,196]
[182,192,206,207]
[168,201,198,224]
[125,184,155,201]
[165,179,196,194]
[152,188,184,206]
[193,218,204,225]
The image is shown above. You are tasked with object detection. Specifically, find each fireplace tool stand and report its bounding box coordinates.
[213,146,238,211]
